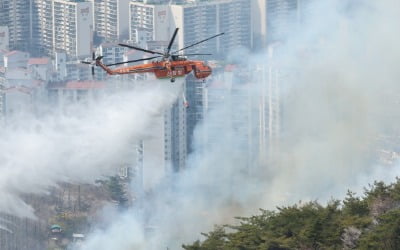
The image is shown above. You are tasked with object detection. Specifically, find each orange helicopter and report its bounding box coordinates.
[82,28,224,83]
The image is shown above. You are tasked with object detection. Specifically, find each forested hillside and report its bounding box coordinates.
[183,178,400,249]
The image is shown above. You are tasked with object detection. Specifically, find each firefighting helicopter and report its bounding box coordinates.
[82,28,224,83]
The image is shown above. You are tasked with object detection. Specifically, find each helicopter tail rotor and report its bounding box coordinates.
[80,52,104,77]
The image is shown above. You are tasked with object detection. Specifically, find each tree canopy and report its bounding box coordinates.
[183,178,400,250]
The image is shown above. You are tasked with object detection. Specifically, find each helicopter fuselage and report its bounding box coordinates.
[97,59,212,80]
[86,28,223,82]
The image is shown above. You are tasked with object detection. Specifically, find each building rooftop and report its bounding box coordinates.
[28,58,50,65]
[2,85,33,94]
[4,51,18,57]
[48,80,105,89]
[66,81,105,89]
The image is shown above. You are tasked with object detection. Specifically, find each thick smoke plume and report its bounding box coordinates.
[0,82,181,218]
[77,0,400,249]
[0,0,396,248]
[262,0,400,202]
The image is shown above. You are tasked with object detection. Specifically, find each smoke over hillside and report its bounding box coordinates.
[1,0,400,249]
[0,82,181,218]
[78,0,400,249]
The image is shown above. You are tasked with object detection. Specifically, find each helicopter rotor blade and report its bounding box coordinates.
[167,28,179,55]
[106,56,162,66]
[175,53,212,56]
[81,61,91,64]
[118,43,164,56]
[173,32,224,53]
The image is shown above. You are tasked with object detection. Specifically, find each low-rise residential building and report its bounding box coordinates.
[47,80,106,111]
[28,58,52,82]
[4,51,29,69]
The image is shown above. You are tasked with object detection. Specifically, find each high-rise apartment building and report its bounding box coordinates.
[163,96,187,172]
[1,0,94,57]
[185,74,205,154]
[253,0,314,47]
[266,0,299,43]
[129,0,251,56]
[186,58,284,172]
[169,0,251,55]
[251,0,267,49]
[33,0,93,58]
[129,1,171,43]
[215,0,251,54]
[53,0,93,58]
[0,0,33,52]
[91,0,130,43]
[198,67,258,172]
[33,0,53,56]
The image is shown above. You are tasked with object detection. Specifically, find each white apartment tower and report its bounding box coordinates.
[129,2,171,43]
[91,0,130,42]
[34,0,53,56]
[53,0,93,58]
[34,0,94,58]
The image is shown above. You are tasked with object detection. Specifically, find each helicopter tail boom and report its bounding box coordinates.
[95,57,115,75]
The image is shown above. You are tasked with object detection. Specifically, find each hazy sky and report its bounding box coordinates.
[1,0,400,249]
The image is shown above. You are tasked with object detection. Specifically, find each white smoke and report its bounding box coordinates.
[260,0,400,203]
[0,81,181,218]
[78,0,400,249]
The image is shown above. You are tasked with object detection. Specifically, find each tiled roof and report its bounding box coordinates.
[4,50,18,57]
[65,80,105,89]
[3,85,32,94]
[48,80,105,90]
[28,58,50,65]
